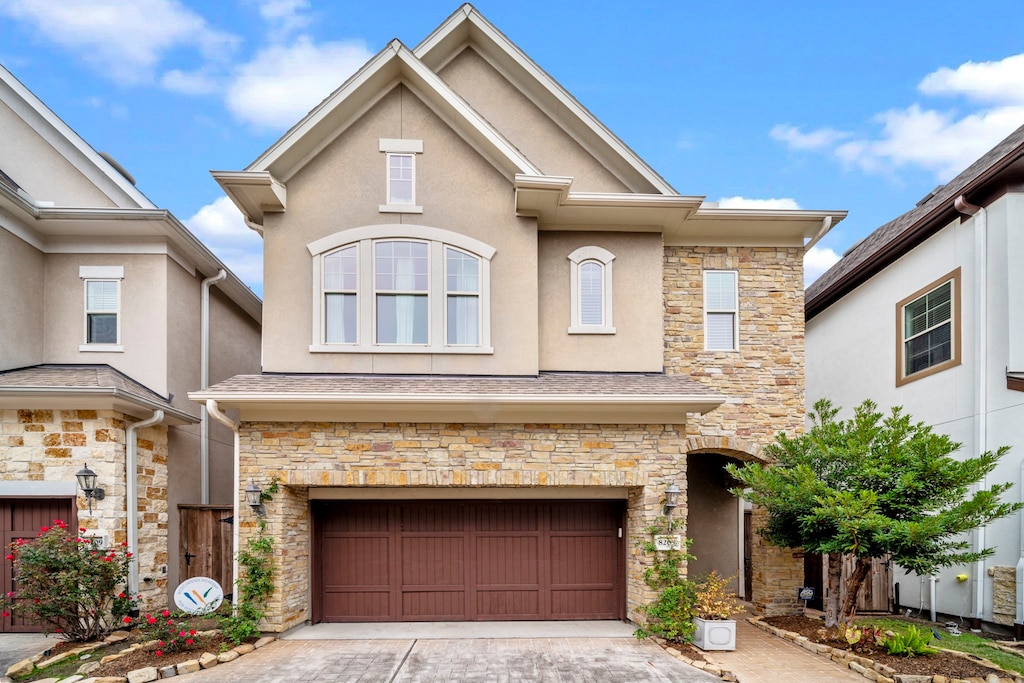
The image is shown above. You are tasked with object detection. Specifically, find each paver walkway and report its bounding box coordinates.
[703,613,864,682]
[184,637,722,682]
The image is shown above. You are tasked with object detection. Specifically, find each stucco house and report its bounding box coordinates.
[806,124,1024,631]
[0,64,261,631]
[193,4,845,629]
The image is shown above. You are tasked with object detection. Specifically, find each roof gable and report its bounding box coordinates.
[414,4,676,195]
[0,65,153,209]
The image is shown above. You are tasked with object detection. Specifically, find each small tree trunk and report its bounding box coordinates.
[839,557,873,625]
[824,553,843,627]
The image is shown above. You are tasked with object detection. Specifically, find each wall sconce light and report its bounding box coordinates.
[245,480,266,517]
[75,464,105,513]
[663,483,681,518]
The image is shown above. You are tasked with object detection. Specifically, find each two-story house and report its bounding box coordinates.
[806,124,1024,632]
[0,64,261,630]
[193,4,845,629]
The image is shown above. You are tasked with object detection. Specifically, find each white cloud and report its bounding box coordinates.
[835,103,1024,180]
[1,0,238,85]
[161,68,221,96]
[184,197,264,293]
[803,246,841,287]
[770,124,850,150]
[773,53,1024,181]
[224,37,373,129]
[256,0,312,41]
[918,54,1024,105]
[717,196,801,210]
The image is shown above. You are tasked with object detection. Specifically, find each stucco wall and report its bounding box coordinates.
[686,453,741,592]
[0,228,44,370]
[261,84,539,375]
[437,47,630,194]
[42,253,169,395]
[538,231,663,371]
[0,99,117,207]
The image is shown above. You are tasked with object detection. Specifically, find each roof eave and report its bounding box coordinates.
[0,387,197,424]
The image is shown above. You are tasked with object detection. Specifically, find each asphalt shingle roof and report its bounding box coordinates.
[0,364,180,414]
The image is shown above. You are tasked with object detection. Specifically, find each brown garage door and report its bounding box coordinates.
[313,500,624,622]
[1,497,76,633]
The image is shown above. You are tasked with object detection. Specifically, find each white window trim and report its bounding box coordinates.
[568,246,615,334]
[704,270,739,352]
[79,266,124,352]
[308,225,493,354]
[379,138,423,214]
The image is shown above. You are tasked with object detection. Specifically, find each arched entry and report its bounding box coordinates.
[684,437,766,601]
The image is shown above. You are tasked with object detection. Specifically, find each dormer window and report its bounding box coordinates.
[379,139,423,214]
[309,225,494,354]
[568,246,615,334]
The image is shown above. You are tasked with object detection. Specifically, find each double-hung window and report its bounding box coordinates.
[568,246,615,334]
[704,270,738,351]
[896,269,961,385]
[379,139,423,214]
[309,225,494,353]
[79,266,124,352]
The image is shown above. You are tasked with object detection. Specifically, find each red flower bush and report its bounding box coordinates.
[1,521,133,641]
[138,610,207,654]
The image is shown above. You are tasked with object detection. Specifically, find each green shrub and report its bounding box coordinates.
[883,624,938,657]
[635,581,698,642]
[2,520,133,642]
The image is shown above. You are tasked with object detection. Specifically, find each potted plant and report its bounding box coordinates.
[692,571,744,651]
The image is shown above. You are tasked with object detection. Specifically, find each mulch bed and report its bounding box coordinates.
[87,633,236,677]
[764,615,1003,679]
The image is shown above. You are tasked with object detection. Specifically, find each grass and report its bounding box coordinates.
[859,616,1024,676]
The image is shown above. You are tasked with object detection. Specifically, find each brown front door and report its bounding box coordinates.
[1,497,75,633]
[314,500,624,622]
[179,505,234,595]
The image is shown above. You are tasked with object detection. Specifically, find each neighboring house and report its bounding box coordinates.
[806,124,1024,629]
[193,4,845,629]
[0,65,261,631]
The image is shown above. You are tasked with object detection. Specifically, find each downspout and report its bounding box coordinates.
[206,399,239,613]
[804,215,834,252]
[200,269,227,504]
[955,195,988,628]
[126,409,165,597]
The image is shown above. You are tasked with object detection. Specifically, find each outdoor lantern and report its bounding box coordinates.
[663,483,681,517]
[245,480,266,517]
[75,463,105,512]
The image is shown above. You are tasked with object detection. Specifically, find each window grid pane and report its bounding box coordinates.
[325,293,357,344]
[87,314,117,344]
[579,262,603,325]
[377,294,428,344]
[388,154,414,204]
[447,295,479,345]
[446,248,479,293]
[324,246,357,292]
[906,323,952,375]
[86,281,118,311]
[706,312,736,350]
[705,272,737,311]
[375,241,428,291]
[904,282,951,338]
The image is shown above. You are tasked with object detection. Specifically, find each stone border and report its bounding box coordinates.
[748,616,1024,683]
[3,630,276,683]
[650,637,738,682]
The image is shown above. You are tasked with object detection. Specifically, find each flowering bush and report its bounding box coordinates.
[136,609,205,655]
[2,520,134,641]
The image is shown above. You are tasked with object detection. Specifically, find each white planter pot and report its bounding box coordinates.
[693,617,736,651]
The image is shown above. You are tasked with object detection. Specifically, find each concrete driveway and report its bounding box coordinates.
[185,637,722,682]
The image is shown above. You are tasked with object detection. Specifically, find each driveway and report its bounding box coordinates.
[185,637,722,682]
[0,633,60,676]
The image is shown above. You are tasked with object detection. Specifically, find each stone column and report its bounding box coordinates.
[749,506,803,616]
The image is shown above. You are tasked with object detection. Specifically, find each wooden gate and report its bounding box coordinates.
[178,505,233,596]
[812,554,892,613]
[1,497,75,632]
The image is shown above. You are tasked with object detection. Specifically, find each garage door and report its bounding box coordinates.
[1,497,75,633]
[313,500,624,622]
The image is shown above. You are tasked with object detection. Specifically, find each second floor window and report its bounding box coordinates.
[568,246,615,334]
[379,139,423,213]
[896,269,961,385]
[79,265,124,351]
[704,270,738,351]
[310,225,495,354]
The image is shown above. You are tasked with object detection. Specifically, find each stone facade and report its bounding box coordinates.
[992,565,1016,626]
[665,245,807,612]
[0,408,169,610]
[238,421,687,631]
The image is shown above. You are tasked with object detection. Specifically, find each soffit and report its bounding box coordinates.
[190,372,725,425]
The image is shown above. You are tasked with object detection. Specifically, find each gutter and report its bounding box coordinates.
[205,399,240,613]
[126,410,165,596]
[0,386,195,423]
[200,270,228,504]
[955,194,989,627]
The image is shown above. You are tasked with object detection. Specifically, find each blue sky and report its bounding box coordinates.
[4,0,1024,297]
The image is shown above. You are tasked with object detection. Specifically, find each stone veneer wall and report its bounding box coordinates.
[664,246,807,615]
[238,421,686,632]
[0,409,169,611]
[992,565,1015,626]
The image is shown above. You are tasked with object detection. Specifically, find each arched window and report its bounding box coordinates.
[308,225,494,354]
[568,246,615,334]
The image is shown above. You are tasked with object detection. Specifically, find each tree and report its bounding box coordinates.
[726,399,1021,627]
